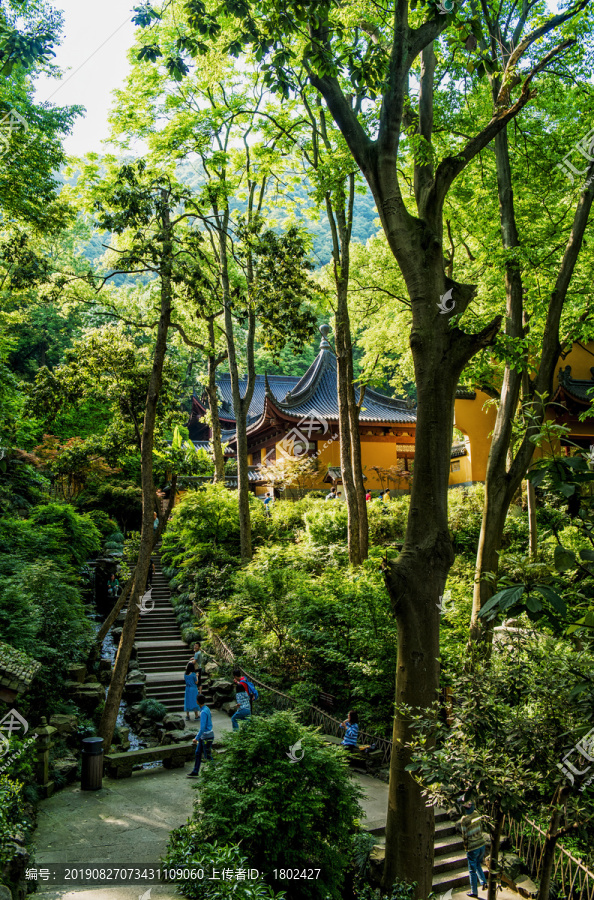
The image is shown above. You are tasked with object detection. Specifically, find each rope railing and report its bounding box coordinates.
[503,815,594,900]
[194,603,393,765]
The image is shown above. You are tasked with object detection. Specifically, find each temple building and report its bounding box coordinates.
[188,325,494,493]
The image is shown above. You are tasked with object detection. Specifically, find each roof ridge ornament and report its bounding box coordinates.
[319,323,332,349]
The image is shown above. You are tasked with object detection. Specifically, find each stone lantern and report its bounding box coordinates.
[35,717,57,798]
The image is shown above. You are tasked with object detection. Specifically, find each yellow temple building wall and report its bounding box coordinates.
[453,390,497,482]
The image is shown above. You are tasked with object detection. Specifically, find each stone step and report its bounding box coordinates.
[433,853,469,875]
[135,640,187,649]
[435,819,458,839]
[434,835,466,858]
[432,864,473,892]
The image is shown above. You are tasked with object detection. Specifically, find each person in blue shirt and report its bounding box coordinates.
[187,694,214,777]
[340,710,359,750]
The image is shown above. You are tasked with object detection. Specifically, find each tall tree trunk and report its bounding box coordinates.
[487,803,504,900]
[335,299,361,566]
[382,351,460,896]
[470,127,594,642]
[527,479,537,558]
[470,121,524,643]
[98,193,173,752]
[206,318,226,483]
[326,173,368,565]
[218,207,255,561]
[538,786,570,900]
[346,339,368,560]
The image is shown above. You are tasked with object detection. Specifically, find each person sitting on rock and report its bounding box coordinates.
[340,710,359,750]
[187,694,214,777]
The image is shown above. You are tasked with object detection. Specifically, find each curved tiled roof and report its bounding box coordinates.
[557,365,594,404]
[265,345,417,424]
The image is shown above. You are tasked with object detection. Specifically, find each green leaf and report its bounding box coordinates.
[525,594,543,613]
[533,585,566,615]
[479,585,525,617]
[554,545,577,572]
[579,549,594,562]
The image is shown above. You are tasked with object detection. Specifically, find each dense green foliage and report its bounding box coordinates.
[172,711,363,900]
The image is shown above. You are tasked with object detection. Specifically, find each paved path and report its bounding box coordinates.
[34,709,234,900]
[33,746,523,900]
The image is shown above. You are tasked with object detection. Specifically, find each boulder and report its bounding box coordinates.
[98,658,112,673]
[67,682,104,713]
[501,853,524,881]
[84,675,99,684]
[221,701,237,715]
[160,729,196,745]
[123,681,146,703]
[52,757,78,784]
[126,669,146,684]
[205,661,219,676]
[211,679,234,692]
[49,714,78,736]
[98,667,112,685]
[163,713,185,731]
[0,884,12,900]
[67,664,87,683]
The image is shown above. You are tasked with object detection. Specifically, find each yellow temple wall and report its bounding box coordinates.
[453,390,497,482]
[559,342,594,380]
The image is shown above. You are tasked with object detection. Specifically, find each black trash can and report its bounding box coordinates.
[81,736,104,791]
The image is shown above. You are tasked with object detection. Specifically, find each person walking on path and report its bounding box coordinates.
[231,670,252,730]
[183,662,199,721]
[187,694,214,777]
[460,799,488,897]
[188,641,204,689]
[340,710,359,750]
[325,486,338,501]
[263,492,274,516]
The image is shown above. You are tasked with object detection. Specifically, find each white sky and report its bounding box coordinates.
[34,0,137,157]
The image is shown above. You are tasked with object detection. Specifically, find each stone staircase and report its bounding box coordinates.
[369,808,470,894]
[123,558,469,892]
[124,554,216,713]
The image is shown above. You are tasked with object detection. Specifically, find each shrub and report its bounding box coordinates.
[29,502,102,565]
[163,839,285,899]
[0,776,29,873]
[303,501,348,545]
[138,699,167,721]
[85,509,119,539]
[188,710,363,900]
